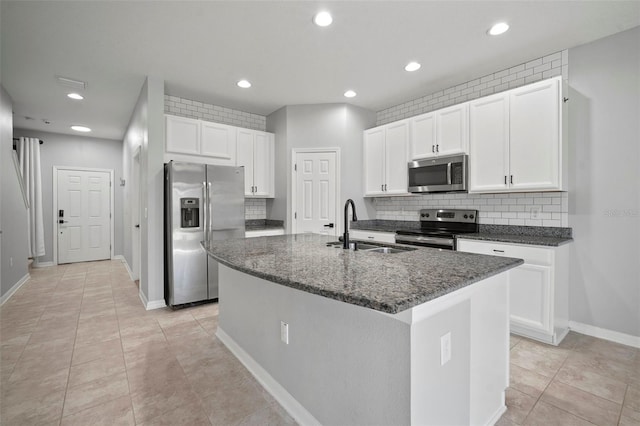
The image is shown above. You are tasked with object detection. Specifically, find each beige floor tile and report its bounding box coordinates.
[619,404,640,426]
[137,397,211,426]
[573,335,637,366]
[130,373,198,424]
[75,325,120,346]
[0,388,65,425]
[540,380,621,426]
[510,363,553,399]
[73,337,124,366]
[564,351,638,387]
[8,348,73,383]
[126,357,186,395]
[199,374,273,426]
[1,367,69,404]
[68,353,126,388]
[510,339,570,378]
[624,385,640,412]
[155,309,197,328]
[495,415,520,426]
[555,361,628,404]
[510,334,523,349]
[522,401,595,426]
[60,395,135,426]
[123,339,173,370]
[160,318,207,340]
[237,403,297,426]
[63,371,130,417]
[503,387,538,424]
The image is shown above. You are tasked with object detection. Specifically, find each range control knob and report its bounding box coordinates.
[425,213,430,218]
[469,214,475,219]
[464,214,468,219]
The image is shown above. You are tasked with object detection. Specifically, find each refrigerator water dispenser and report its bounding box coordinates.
[180,198,199,228]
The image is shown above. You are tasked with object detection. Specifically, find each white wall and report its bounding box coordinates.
[266,104,377,232]
[1,86,29,298]
[122,76,165,308]
[568,26,640,338]
[12,129,124,264]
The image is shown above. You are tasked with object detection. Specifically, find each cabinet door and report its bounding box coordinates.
[509,264,552,334]
[252,132,274,197]
[166,115,199,155]
[469,94,510,192]
[410,112,436,160]
[236,129,255,196]
[509,77,560,190]
[384,120,410,195]
[200,122,236,164]
[363,127,386,196]
[436,103,468,156]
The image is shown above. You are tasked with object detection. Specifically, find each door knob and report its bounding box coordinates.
[323,223,335,228]
[58,220,68,224]
[135,224,140,228]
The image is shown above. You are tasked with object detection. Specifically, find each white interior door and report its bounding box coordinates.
[294,151,338,235]
[57,169,111,264]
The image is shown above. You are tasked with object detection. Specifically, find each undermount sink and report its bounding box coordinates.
[326,241,416,254]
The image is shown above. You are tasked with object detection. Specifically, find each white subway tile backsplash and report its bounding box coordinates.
[374,192,568,227]
[244,198,267,220]
[164,94,266,131]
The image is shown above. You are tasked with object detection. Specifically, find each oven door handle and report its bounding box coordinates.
[395,235,455,246]
[446,162,452,185]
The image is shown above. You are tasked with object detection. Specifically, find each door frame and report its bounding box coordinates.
[290,147,341,235]
[131,146,141,280]
[52,166,115,265]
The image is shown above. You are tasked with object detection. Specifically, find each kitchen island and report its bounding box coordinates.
[204,234,523,426]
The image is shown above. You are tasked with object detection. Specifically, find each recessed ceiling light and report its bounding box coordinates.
[344,90,356,98]
[488,22,509,36]
[237,79,252,88]
[405,62,421,72]
[313,11,333,27]
[67,93,84,100]
[71,125,91,132]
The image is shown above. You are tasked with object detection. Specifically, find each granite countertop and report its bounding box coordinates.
[245,219,284,231]
[351,220,573,247]
[203,234,523,314]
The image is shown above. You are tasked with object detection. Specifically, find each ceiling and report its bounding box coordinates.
[2,1,639,141]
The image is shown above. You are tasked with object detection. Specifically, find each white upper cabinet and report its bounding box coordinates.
[436,103,469,157]
[165,115,236,165]
[200,121,237,165]
[166,115,200,155]
[409,103,468,160]
[237,129,274,198]
[469,76,565,193]
[409,112,436,159]
[469,93,510,192]
[509,78,561,191]
[364,120,409,196]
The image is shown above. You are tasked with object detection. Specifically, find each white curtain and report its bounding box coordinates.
[18,137,46,258]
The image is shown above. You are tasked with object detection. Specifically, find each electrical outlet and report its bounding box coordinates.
[280,321,289,344]
[440,332,451,366]
[530,206,541,219]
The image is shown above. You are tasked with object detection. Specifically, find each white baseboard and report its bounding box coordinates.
[114,255,135,281]
[0,273,30,306]
[486,398,507,426]
[570,321,640,349]
[146,299,166,310]
[217,327,321,426]
[32,261,54,268]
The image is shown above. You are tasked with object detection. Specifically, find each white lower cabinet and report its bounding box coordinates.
[457,239,569,345]
[349,229,396,244]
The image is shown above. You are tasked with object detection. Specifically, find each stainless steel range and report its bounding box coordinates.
[395,209,479,250]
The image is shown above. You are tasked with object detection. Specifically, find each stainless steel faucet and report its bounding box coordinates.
[343,199,358,249]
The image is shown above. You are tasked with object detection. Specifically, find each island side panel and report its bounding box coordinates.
[218,264,412,426]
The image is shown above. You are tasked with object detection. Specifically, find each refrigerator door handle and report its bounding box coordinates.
[202,181,208,244]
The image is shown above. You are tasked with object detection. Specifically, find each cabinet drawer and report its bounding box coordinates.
[349,230,396,244]
[457,239,552,266]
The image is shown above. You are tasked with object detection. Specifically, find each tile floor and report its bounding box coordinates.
[0,260,638,426]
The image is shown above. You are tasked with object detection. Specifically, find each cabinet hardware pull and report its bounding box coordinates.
[384,184,387,191]
[436,144,439,153]
[504,176,507,185]
[381,184,384,191]
[368,236,374,239]
[510,175,513,184]
[432,145,435,153]
[493,249,505,253]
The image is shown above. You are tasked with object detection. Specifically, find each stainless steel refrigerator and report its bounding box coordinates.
[164,161,245,307]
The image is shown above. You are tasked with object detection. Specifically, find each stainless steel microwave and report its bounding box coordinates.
[407,154,468,193]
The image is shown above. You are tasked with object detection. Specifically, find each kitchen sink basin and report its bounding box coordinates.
[326,241,416,254]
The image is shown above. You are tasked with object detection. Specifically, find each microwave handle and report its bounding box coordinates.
[446,162,452,185]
